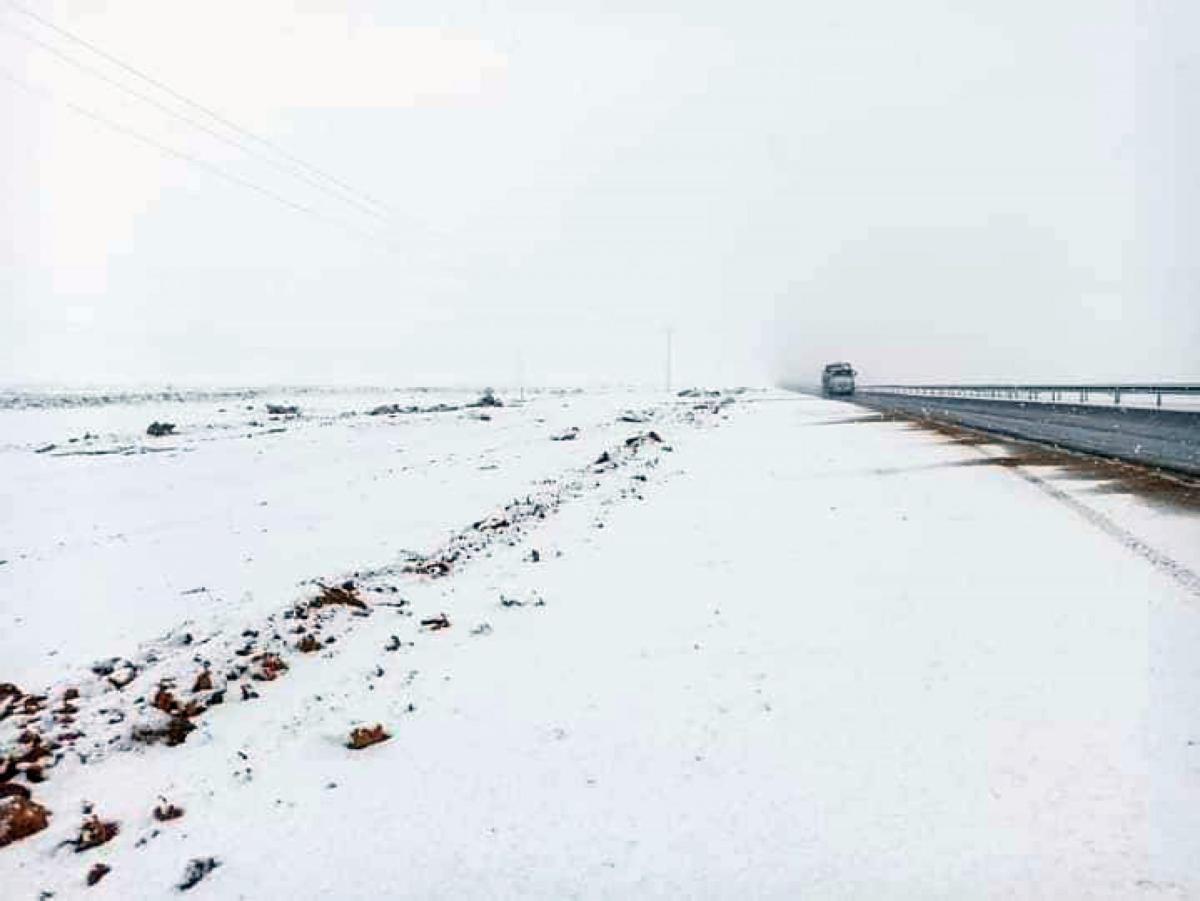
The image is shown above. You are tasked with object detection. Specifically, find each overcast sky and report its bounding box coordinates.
[1,1,1196,388]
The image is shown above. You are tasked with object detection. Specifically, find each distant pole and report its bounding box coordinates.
[516,351,525,402]
[665,327,674,394]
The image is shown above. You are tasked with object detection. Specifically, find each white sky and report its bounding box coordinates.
[1,1,1196,387]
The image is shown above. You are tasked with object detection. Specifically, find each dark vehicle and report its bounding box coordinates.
[821,362,856,396]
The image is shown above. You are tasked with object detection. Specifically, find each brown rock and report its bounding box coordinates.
[251,653,288,681]
[152,687,178,713]
[73,814,119,852]
[0,796,50,847]
[311,582,367,610]
[296,634,321,653]
[346,724,390,750]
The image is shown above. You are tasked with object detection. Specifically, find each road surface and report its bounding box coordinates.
[854,391,1200,475]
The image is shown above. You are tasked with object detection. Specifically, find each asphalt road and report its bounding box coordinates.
[852,392,1200,476]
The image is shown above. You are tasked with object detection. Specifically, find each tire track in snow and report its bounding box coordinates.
[1007,466,1200,600]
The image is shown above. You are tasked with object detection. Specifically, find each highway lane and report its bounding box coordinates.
[852,392,1200,476]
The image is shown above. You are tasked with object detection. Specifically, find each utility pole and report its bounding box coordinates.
[665,327,674,394]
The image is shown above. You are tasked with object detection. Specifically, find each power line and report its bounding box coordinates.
[4,0,395,219]
[0,67,405,256]
[0,19,396,226]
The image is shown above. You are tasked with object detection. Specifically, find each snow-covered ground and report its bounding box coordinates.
[2,389,1199,898]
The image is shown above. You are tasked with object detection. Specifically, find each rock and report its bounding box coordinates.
[265,404,299,416]
[346,724,390,750]
[152,686,178,713]
[311,582,367,611]
[146,422,175,437]
[369,402,415,416]
[624,431,663,449]
[153,800,184,822]
[471,513,511,532]
[407,558,451,577]
[550,427,579,441]
[0,796,50,847]
[297,634,321,653]
[250,653,287,682]
[468,389,503,408]
[419,613,451,631]
[0,683,21,722]
[131,710,195,747]
[105,661,139,689]
[86,863,111,886]
[72,814,119,852]
[178,857,220,891]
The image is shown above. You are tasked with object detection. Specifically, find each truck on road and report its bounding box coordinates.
[821,362,857,397]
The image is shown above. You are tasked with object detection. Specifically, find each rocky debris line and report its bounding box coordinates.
[676,388,721,398]
[550,427,579,441]
[265,404,300,416]
[146,422,176,437]
[0,580,397,842]
[369,390,503,417]
[0,682,64,845]
[370,402,456,416]
[399,491,574,580]
[398,422,681,581]
[0,388,262,411]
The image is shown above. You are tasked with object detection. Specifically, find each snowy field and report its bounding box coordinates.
[2,388,1200,897]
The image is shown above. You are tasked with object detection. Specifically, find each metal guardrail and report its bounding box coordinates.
[861,383,1200,409]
